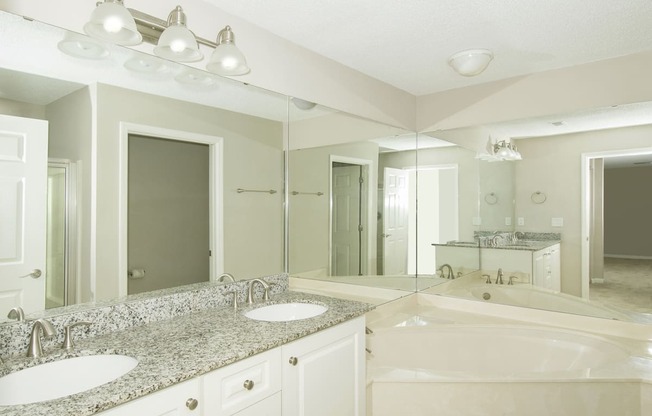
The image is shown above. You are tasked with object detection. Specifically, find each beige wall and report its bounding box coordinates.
[46,87,95,303]
[289,141,379,275]
[416,51,652,136]
[96,84,284,300]
[604,166,652,258]
[0,97,45,119]
[514,125,652,296]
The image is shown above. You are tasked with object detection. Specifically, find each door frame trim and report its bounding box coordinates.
[118,123,224,297]
[329,155,374,276]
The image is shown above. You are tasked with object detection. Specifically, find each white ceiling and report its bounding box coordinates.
[204,0,652,96]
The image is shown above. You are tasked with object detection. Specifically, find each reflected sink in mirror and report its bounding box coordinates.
[0,354,138,406]
[245,303,328,322]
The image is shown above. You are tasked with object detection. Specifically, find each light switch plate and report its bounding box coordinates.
[505,217,512,226]
[472,217,482,226]
[551,217,564,227]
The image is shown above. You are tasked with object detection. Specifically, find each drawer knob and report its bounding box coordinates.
[289,356,298,366]
[243,379,254,390]
[186,398,199,411]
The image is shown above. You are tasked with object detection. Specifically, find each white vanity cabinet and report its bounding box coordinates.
[202,348,282,415]
[96,316,365,416]
[98,378,202,416]
[533,244,561,291]
[481,243,560,291]
[282,317,365,416]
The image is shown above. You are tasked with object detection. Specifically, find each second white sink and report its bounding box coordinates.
[245,302,328,322]
[0,354,138,406]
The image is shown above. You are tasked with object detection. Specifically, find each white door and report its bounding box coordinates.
[383,168,409,275]
[0,114,48,315]
[331,165,362,276]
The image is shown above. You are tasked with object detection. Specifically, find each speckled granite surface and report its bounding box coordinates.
[0,274,287,359]
[0,290,372,416]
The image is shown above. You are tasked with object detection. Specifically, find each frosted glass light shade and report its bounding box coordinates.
[154,24,203,62]
[83,0,142,46]
[206,26,250,76]
[448,49,493,77]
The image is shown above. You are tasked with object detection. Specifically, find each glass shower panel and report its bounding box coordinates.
[46,165,66,309]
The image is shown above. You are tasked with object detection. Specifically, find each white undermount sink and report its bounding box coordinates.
[245,302,328,322]
[0,354,138,406]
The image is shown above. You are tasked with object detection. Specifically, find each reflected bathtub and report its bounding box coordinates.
[444,283,634,321]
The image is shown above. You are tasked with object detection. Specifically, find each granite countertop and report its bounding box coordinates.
[433,240,560,252]
[0,291,372,416]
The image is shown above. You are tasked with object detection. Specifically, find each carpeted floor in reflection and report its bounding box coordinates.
[590,257,652,313]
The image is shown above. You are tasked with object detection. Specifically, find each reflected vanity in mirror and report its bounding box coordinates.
[0,10,286,319]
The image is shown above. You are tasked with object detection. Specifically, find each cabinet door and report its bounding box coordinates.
[234,392,282,416]
[549,244,561,291]
[97,378,201,416]
[532,249,547,289]
[282,316,365,416]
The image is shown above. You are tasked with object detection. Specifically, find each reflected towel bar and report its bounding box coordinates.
[291,191,324,196]
[237,188,277,194]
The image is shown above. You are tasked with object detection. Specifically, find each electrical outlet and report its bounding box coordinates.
[517,217,525,226]
[505,217,512,226]
[472,217,482,226]
[551,217,564,227]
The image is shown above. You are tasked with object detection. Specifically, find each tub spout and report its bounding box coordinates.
[438,264,454,279]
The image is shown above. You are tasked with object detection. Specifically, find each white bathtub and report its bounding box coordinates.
[367,324,648,416]
[368,325,629,379]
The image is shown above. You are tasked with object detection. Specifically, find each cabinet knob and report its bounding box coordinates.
[289,356,298,366]
[186,398,199,411]
[243,379,254,390]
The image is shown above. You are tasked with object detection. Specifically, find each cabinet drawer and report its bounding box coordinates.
[203,348,281,415]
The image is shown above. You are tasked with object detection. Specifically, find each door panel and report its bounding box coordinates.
[331,165,361,276]
[0,114,48,315]
[383,168,408,275]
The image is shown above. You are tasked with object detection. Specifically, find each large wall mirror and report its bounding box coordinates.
[287,104,482,294]
[0,11,286,319]
[429,105,652,324]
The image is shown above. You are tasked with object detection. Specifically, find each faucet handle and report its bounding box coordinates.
[227,291,239,310]
[482,274,492,284]
[508,275,519,285]
[63,321,93,351]
[7,306,25,321]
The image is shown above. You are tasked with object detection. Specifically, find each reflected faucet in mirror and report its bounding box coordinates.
[7,307,25,322]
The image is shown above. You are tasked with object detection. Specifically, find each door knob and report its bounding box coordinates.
[18,269,42,279]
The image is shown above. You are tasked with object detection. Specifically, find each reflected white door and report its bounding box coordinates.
[0,114,48,315]
[331,165,362,276]
[383,167,409,275]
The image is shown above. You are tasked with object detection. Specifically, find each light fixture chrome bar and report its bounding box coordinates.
[128,8,217,48]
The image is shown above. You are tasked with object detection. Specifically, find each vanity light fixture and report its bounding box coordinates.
[83,2,250,75]
[83,0,142,46]
[476,138,522,161]
[206,26,250,76]
[448,49,493,77]
[153,6,202,63]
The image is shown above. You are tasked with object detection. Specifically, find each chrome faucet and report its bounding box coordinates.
[495,268,504,285]
[7,306,25,321]
[437,264,454,279]
[247,279,271,305]
[27,319,56,358]
[217,273,235,283]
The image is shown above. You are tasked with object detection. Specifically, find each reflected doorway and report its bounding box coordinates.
[582,147,652,311]
[330,158,371,276]
[45,160,77,308]
[127,135,210,295]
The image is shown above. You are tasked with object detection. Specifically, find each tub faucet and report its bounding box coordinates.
[217,273,235,283]
[247,279,271,305]
[495,268,504,285]
[438,264,454,279]
[27,319,56,358]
